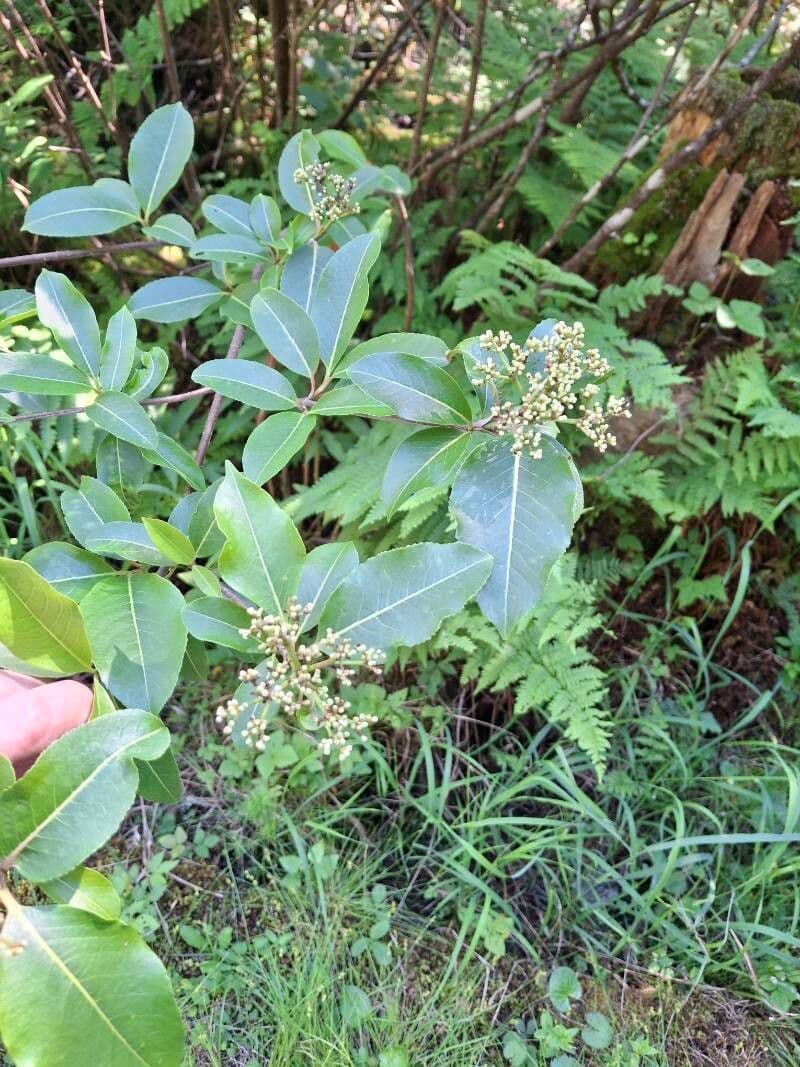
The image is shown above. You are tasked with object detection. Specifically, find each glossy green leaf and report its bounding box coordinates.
[0,558,92,675]
[280,242,333,311]
[137,745,182,804]
[61,476,130,546]
[180,636,208,683]
[183,596,258,652]
[142,212,195,247]
[318,129,368,167]
[310,384,393,417]
[319,542,491,650]
[128,102,194,219]
[190,565,221,598]
[0,709,168,879]
[192,359,296,410]
[251,287,321,377]
[278,130,321,213]
[383,427,477,513]
[24,543,114,602]
[0,903,184,1065]
[88,391,158,449]
[0,289,36,330]
[450,438,583,635]
[129,277,222,323]
[100,307,137,391]
[85,521,170,566]
[214,463,305,613]
[202,194,253,237]
[338,332,448,375]
[80,574,188,712]
[242,411,316,484]
[250,194,281,244]
[91,678,116,718]
[42,866,121,921]
[143,431,206,491]
[35,270,101,379]
[296,541,359,633]
[189,233,268,264]
[350,352,472,424]
[0,353,91,395]
[23,178,140,237]
[142,518,195,566]
[310,232,381,367]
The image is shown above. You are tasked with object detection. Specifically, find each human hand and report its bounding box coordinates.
[0,671,93,776]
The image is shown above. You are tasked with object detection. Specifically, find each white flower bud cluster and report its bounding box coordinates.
[293,161,359,225]
[215,598,383,759]
[472,321,631,457]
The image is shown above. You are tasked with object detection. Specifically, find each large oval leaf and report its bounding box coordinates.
[280,242,332,311]
[35,270,101,379]
[0,558,92,675]
[24,543,114,603]
[310,233,381,367]
[382,427,478,513]
[128,277,222,323]
[192,359,296,410]
[0,709,168,880]
[79,574,187,713]
[0,903,184,1066]
[296,541,359,633]
[251,288,321,377]
[23,178,140,237]
[128,102,194,219]
[61,476,130,546]
[242,411,316,484]
[318,542,491,650]
[87,391,158,450]
[450,437,583,635]
[214,463,305,614]
[0,353,91,395]
[202,193,253,237]
[350,352,472,425]
[278,130,320,213]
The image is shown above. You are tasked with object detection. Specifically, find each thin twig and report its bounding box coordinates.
[394,194,415,329]
[1,387,212,427]
[409,0,447,171]
[0,241,163,271]
[194,263,266,465]
[563,31,800,273]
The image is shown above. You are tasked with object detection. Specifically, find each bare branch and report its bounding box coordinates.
[0,241,163,271]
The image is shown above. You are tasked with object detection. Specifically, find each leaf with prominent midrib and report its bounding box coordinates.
[23,178,140,237]
[318,542,492,650]
[0,709,168,880]
[24,543,114,603]
[251,288,320,377]
[61,477,130,547]
[0,353,91,395]
[242,411,316,484]
[278,130,320,214]
[0,903,184,1066]
[350,353,472,425]
[183,596,259,652]
[79,574,187,713]
[296,541,359,633]
[450,437,583,635]
[128,102,194,220]
[100,307,137,392]
[214,464,305,614]
[202,194,253,237]
[0,558,92,675]
[192,359,296,411]
[128,277,222,323]
[88,391,158,450]
[35,270,101,379]
[310,233,381,367]
[382,427,478,513]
